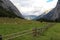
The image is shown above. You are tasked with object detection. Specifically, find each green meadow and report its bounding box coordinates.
[0,18,60,40]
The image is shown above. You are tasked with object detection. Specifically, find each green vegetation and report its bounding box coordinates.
[0,18,46,35]
[10,22,60,40]
[0,18,60,40]
[0,18,46,40]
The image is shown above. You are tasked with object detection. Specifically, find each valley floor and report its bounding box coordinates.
[0,17,60,40]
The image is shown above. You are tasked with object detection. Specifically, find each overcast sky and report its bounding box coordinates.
[10,0,58,16]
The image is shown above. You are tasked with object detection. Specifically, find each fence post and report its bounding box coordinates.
[32,28,38,37]
[0,35,2,40]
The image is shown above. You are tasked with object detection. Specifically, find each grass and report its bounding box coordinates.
[42,23,60,40]
[0,17,60,40]
[12,23,59,40]
[0,18,46,38]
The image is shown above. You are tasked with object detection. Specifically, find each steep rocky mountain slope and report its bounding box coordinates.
[0,0,23,18]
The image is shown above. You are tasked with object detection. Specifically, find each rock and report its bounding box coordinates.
[0,0,23,18]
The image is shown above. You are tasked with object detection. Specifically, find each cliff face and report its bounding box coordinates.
[38,0,60,21]
[50,0,60,21]
[0,0,23,18]
[57,0,60,20]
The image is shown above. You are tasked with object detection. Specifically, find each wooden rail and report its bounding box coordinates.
[2,23,56,40]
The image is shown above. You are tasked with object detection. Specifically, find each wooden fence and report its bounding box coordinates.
[1,23,56,40]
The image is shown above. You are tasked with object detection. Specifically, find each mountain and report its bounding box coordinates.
[56,0,60,21]
[0,0,60,21]
[37,0,60,21]
[9,0,59,20]
[0,0,23,18]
